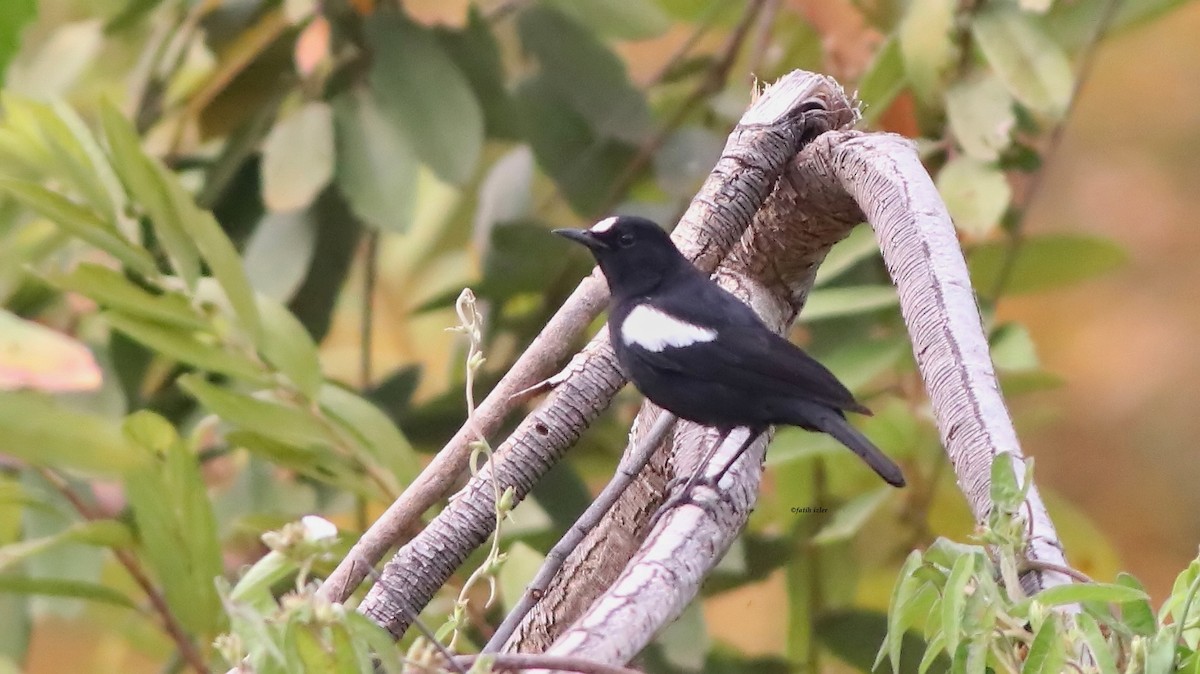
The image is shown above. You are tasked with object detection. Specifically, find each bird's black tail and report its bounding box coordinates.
[795,403,906,487]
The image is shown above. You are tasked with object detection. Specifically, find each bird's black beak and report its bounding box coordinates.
[553,228,610,251]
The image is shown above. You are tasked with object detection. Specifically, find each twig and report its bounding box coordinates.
[453,653,644,674]
[361,230,379,389]
[481,412,677,653]
[36,468,210,674]
[1018,559,1094,585]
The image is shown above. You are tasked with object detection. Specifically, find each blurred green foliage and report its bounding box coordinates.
[0,0,1193,672]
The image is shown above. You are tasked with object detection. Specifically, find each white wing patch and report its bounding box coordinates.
[591,216,618,233]
[621,305,717,352]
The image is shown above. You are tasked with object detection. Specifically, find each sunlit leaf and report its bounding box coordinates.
[0,520,131,573]
[1115,572,1157,636]
[972,6,1073,117]
[104,312,267,383]
[1024,618,1066,674]
[0,0,36,85]
[318,384,416,489]
[51,263,206,329]
[180,375,335,449]
[331,87,419,232]
[242,210,318,302]
[990,322,1039,372]
[1075,612,1119,674]
[937,155,1010,238]
[0,309,100,392]
[968,234,1126,295]
[0,178,157,276]
[0,576,136,610]
[815,226,878,286]
[813,488,892,545]
[260,101,334,213]
[473,146,534,249]
[897,0,956,104]
[99,100,202,286]
[123,411,222,635]
[227,430,384,500]
[365,12,483,184]
[6,20,101,98]
[858,36,905,125]
[0,391,140,474]
[801,286,898,322]
[946,71,1016,161]
[256,296,322,398]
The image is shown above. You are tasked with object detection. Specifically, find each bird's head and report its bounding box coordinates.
[554,216,687,298]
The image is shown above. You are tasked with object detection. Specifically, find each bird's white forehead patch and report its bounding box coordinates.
[621,305,717,352]
[591,216,618,234]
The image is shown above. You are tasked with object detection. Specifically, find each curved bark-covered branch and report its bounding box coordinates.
[354,71,857,637]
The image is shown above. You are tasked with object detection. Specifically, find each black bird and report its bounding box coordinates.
[554,215,905,488]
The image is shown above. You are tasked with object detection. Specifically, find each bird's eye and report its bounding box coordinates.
[617,232,635,248]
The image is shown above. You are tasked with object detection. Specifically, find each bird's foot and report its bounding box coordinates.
[647,474,723,531]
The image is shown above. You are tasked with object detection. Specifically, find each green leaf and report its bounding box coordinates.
[1023,618,1066,674]
[879,549,923,672]
[1021,582,1149,610]
[990,453,1024,514]
[813,488,892,545]
[918,632,948,674]
[972,6,1073,117]
[434,8,521,139]
[365,13,483,184]
[544,0,671,40]
[897,0,956,104]
[0,308,100,392]
[162,176,262,339]
[179,375,334,449]
[815,226,877,286]
[857,36,905,124]
[104,312,267,383]
[941,553,976,653]
[1075,611,1118,674]
[243,210,318,302]
[990,322,1039,372]
[473,148,534,244]
[0,575,136,610]
[331,87,419,232]
[256,296,322,398]
[0,178,157,276]
[318,384,417,488]
[227,431,383,500]
[801,286,898,322]
[51,263,207,330]
[260,101,334,213]
[821,337,908,393]
[517,6,652,144]
[1115,572,1157,636]
[946,72,1016,161]
[968,234,1126,295]
[821,610,948,674]
[123,411,222,635]
[937,155,1011,238]
[514,76,635,216]
[0,391,141,474]
[0,0,36,85]
[0,520,132,573]
[99,100,202,287]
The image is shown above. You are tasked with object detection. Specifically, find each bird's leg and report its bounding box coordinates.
[649,426,739,530]
[709,427,765,486]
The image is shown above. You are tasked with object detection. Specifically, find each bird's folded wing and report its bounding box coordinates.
[630,325,870,415]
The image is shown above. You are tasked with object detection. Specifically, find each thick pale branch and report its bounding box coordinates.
[353,71,856,637]
[824,130,1073,591]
